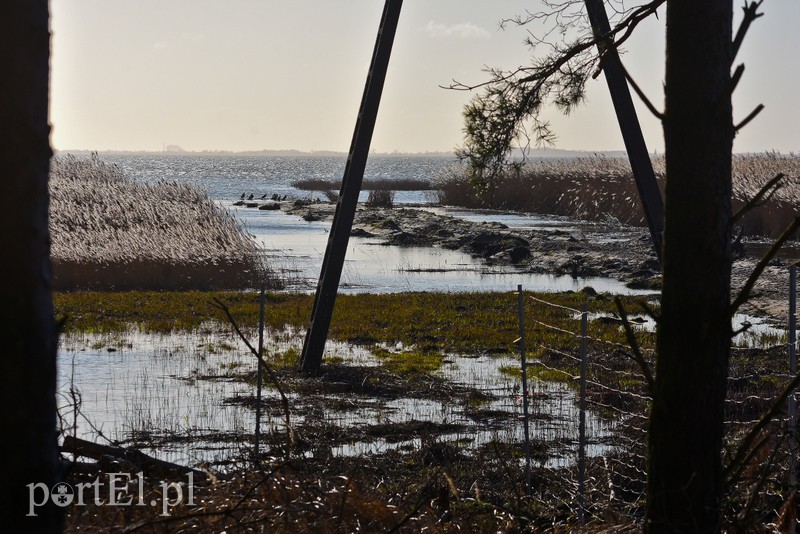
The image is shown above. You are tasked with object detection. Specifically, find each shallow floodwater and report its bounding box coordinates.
[231,204,651,295]
[58,329,614,468]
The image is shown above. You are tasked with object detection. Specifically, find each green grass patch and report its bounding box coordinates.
[372,347,445,376]
[54,290,652,357]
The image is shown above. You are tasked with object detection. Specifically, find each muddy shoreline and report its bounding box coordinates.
[276,200,793,321]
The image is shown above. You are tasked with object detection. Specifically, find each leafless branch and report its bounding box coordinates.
[730,216,800,315]
[210,297,296,450]
[615,56,664,119]
[614,297,655,392]
[732,0,765,63]
[734,104,765,133]
[723,370,800,485]
[731,172,785,225]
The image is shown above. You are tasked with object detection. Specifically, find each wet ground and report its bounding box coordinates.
[273,200,794,323]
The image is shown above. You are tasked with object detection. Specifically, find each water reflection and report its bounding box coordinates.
[230,204,652,295]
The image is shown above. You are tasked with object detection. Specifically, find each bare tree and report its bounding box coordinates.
[451,1,780,530]
[0,1,61,530]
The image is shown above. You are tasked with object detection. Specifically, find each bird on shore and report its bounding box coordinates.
[260,193,268,200]
[240,193,246,200]
[247,193,254,200]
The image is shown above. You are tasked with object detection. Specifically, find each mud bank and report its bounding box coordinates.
[274,200,793,319]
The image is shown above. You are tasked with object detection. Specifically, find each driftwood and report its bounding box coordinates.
[62,436,206,481]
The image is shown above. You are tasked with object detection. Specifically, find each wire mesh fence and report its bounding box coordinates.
[514,268,799,529]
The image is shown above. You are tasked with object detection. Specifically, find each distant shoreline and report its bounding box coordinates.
[55,148,457,158]
[53,147,632,159]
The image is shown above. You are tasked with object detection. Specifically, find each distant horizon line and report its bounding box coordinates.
[54,146,629,158]
[53,147,794,157]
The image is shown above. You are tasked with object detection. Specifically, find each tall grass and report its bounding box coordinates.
[437,153,800,238]
[50,155,270,290]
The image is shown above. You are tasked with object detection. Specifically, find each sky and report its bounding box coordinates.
[50,1,800,154]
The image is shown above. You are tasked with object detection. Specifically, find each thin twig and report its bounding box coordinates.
[615,57,664,120]
[387,470,441,533]
[723,370,800,484]
[735,103,765,133]
[614,297,655,392]
[731,172,785,225]
[210,297,296,450]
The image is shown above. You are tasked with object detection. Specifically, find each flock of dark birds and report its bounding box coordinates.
[240,193,287,201]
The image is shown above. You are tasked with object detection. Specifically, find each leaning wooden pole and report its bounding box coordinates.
[300,0,403,373]
[584,0,664,261]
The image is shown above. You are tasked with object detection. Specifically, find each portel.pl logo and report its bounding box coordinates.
[27,472,195,517]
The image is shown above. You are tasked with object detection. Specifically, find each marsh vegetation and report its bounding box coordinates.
[436,153,800,239]
[49,155,269,290]
[56,290,795,530]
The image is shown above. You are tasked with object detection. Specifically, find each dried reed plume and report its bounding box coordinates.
[50,155,270,290]
[437,153,800,238]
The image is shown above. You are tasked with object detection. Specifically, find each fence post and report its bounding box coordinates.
[517,284,532,495]
[790,265,797,529]
[254,285,266,461]
[577,303,588,523]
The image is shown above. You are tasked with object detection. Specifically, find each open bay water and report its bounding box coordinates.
[95,152,452,203]
[88,152,650,295]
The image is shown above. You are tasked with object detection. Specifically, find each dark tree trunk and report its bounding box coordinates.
[647,1,734,532]
[0,1,61,530]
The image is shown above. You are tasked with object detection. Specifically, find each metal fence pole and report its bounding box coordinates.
[254,285,266,461]
[517,284,532,495]
[578,303,588,523]
[789,265,797,531]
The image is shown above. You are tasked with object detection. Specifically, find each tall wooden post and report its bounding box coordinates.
[300,0,403,373]
[584,0,664,261]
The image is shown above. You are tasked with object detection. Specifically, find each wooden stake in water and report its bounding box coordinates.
[254,285,266,461]
[517,284,532,495]
[578,303,588,523]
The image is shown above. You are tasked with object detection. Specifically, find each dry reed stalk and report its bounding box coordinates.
[49,155,269,290]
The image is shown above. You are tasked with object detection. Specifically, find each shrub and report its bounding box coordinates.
[365,189,395,208]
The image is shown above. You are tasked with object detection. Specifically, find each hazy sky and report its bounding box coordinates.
[50,1,799,154]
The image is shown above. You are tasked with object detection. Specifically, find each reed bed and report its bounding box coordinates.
[49,155,269,290]
[437,153,800,238]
